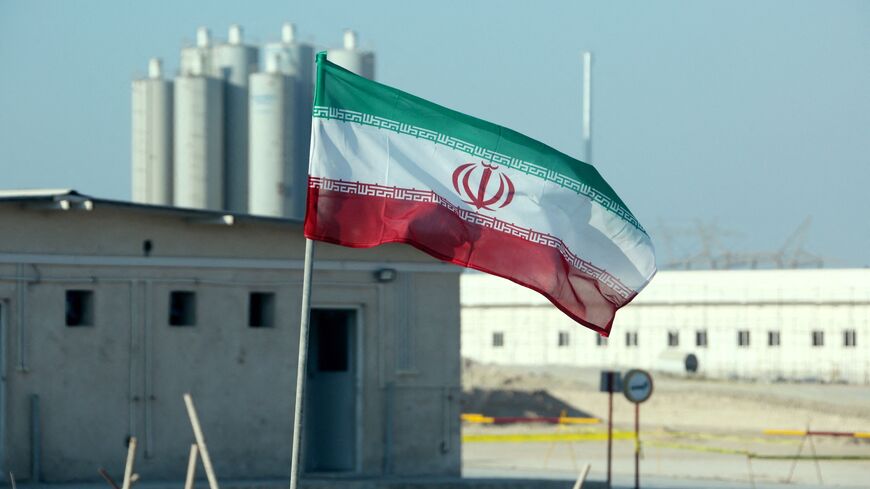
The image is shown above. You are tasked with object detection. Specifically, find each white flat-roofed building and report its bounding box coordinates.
[461,269,870,384]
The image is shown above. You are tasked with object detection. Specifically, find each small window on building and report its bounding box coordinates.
[248,292,275,328]
[558,331,570,347]
[596,335,608,347]
[811,330,824,347]
[667,331,679,347]
[768,330,780,347]
[696,330,708,347]
[737,330,750,347]
[626,331,638,347]
[65,290,94,327]
[844,329,857,347]
[492,332,504,348]
[169,291,196,326]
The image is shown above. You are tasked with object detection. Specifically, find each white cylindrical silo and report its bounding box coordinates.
[180,26,213,76]
[248,67,299,218]
[174,71,224,210]
[254,22,315,219]
[262,23,315,81]
[132,58,173,205]
[326,29,375,79]
[212,24,259,213]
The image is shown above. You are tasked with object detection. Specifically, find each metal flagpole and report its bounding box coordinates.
[581,51,592,164]
[634,402,640,489]
[289,238,315,489]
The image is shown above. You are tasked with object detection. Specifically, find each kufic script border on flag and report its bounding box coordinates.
[310,175,635,304]
[312,105,646,234]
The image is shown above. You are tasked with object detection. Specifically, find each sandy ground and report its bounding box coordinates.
[463,361,870,432]
[461,361,870,487]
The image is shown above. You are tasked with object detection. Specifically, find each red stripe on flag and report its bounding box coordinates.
[304,186,628,336]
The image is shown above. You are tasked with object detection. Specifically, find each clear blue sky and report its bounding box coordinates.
[1,1,868,267]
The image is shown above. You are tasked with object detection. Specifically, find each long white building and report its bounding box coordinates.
[461,269,870,384]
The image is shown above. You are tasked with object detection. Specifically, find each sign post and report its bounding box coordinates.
[599,371,622,488]
[622,369,653,489]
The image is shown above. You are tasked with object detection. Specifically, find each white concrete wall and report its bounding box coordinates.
[461,269,870,384]
[0,201,461,481]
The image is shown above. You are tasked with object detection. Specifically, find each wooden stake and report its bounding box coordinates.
[184,444,199,489]
[121,437,137,489]
[98,468,121,489]
[572,464,591,489]
[183,393,219,489]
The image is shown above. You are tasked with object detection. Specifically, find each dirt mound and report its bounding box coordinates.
[461,358,598,418]
[461,387,594,418]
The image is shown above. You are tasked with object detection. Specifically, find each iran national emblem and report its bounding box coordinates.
[451,162,516,211]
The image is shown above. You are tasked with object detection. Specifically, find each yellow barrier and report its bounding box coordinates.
[558,417,600,424]
[460,414,494,424]
[460,413,599,425]
[763,429,870,439]
[763,429,807,437]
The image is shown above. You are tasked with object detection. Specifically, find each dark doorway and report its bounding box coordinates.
[304,308,358,472]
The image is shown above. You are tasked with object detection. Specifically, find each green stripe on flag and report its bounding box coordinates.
[313,57,646,235]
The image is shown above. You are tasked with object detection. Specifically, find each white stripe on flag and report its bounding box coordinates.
[310,118,655,291]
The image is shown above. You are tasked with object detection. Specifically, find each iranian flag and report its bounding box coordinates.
[304,53,656,336]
